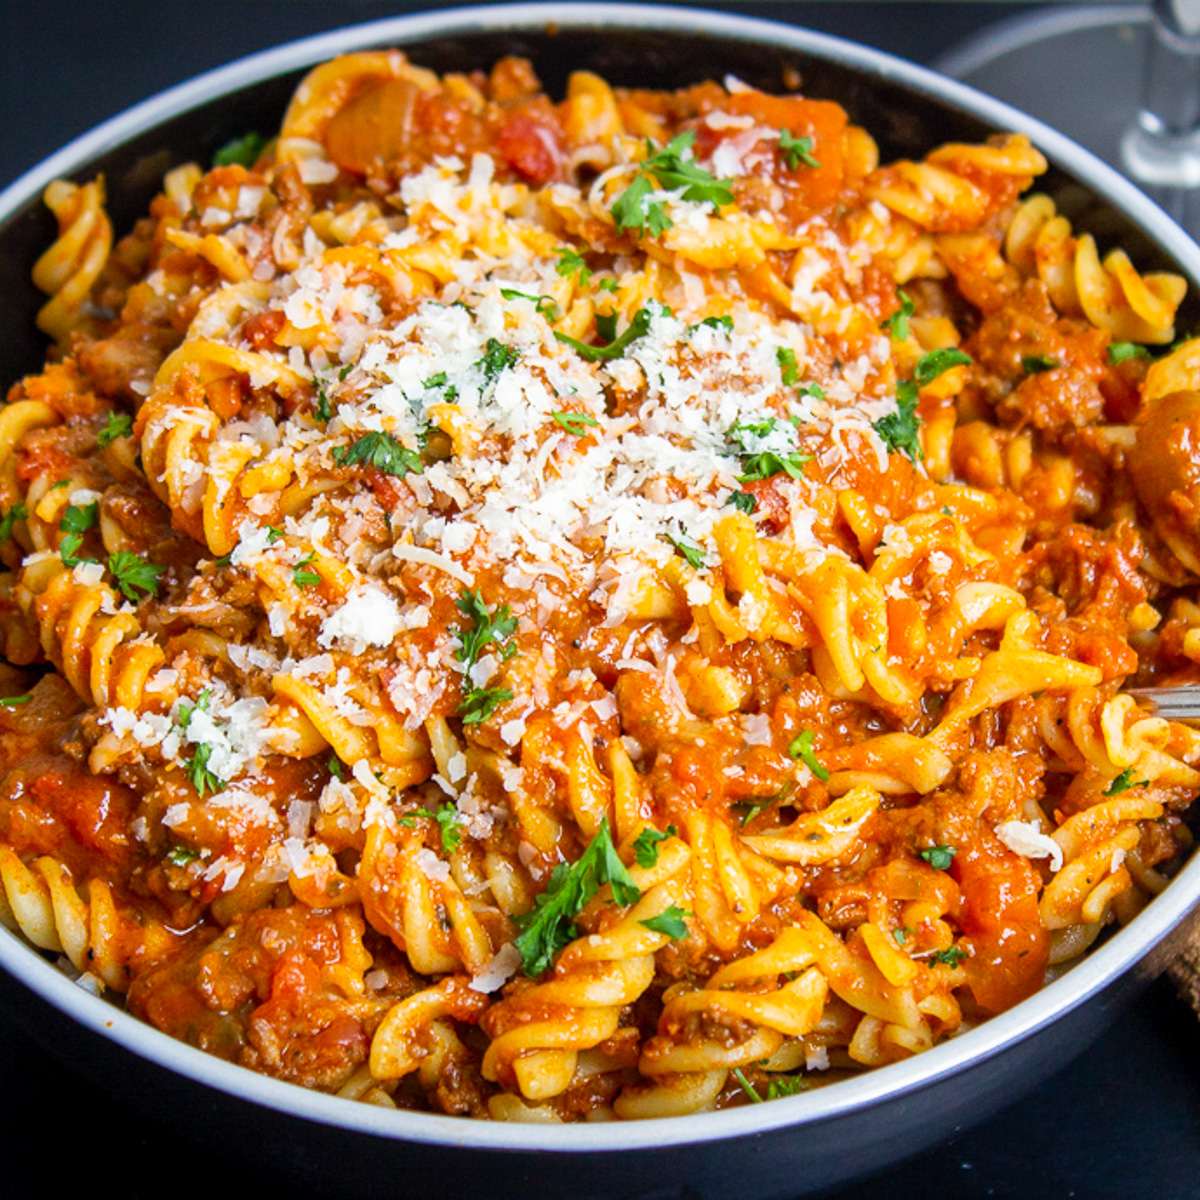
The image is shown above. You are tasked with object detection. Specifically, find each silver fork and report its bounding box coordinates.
[1123,686,1200,723]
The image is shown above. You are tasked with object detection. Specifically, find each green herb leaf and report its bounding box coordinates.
[477,338,520,382]
[213,131,268,169]
[913,348,972,386]
[728,418,813,483]
[732,1068,764,1104]
[1108,341,1152,365]
[1022,354,1059,374]
[0,694,31,707]
[97,411,134,448]
[332,431,423,478]
[513,818,641,976]
[555,305,654,362]
[328,754,348,782]
[766,1075,810,1099]
[727,490,757,514]
[892,926,913,946]
[611,131,734,236]
[873,379,922,463]
[882,290,914,339]
[689,315,734,336]
[403,801,464,855]
[292,552,322,589]
[777,346,800,386]
[1104,767,1147,795]
[186,741,224,797]
[631,824,677,869]
[167,844,201,866]
[0,502,27,542]
[661,531,706,570]
[458,685,514,725]
[778,130,821,170]
[798,382,826,401]
[639,904,692,939]
[787,728,830,782]
[931,945,968,968]
[554,247,593,286]
[454,590,519,667]
[500,288,561,321]
[920,844,957,871]
[108,551,165,600]
[314,384,332,424]
[59,502,99,535]
[551,411,601,437]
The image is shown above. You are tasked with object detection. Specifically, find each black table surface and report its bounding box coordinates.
[4,3,1200,1198]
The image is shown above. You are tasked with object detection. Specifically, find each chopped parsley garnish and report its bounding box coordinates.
[166,844,201,866]
[500,288,561,321]
[0,695,31,707]
[913,347,972,386]
[920,844,957,871]
[727,490,758,514]
[0,502,27,542]
[882,290,914,339]
[60,502,99,535]
[513,818,640,976]
[328,754,348,782]
[611,131,734,236]
[477,338,520,382]
[332,431,423,478]
[777,346,800,386]
[187,743,224,797]
[555,305,654,362]
[458,685,514,725]
[631,824,677,868]
[453,589,519,725]
[454,589,519,667]
[292,553,322,589]
[1108,342,1152,365]
[873,380,922,463]
[766,1075,810,1099]
[1104,767,1147,795]
[177,691,224,797]
[402,801,464,855]
[690,315,734,335]
[778,130,820,169]
[97,411,134,448]
[787,729,830,782]
[639,904,691,939]
[733,1068,764,1103]
[554,246,593,286]
[931,946,968,968]
[108,551,165,600]
[314,384,332,424]
[736,781,793,828]
[597,278,619,293]
[1022,354,1059,374]
[212,131,268,169]
[798,382,825,401]
[551,411,601,437]
[728,418,813,483]
[662,531,706,570]
[892,926,914,946]
[58,502,99,566]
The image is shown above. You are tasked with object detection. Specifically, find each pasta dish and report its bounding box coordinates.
[1,51,1198,1121]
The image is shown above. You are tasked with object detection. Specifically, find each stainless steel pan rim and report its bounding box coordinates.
[2,0,1198,1157]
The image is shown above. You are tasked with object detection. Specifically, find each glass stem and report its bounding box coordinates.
[1121,0,1200,229]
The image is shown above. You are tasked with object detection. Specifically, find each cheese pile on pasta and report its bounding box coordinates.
[2,51,1199,1120]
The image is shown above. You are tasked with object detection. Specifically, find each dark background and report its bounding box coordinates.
[3,3,1200,1198]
